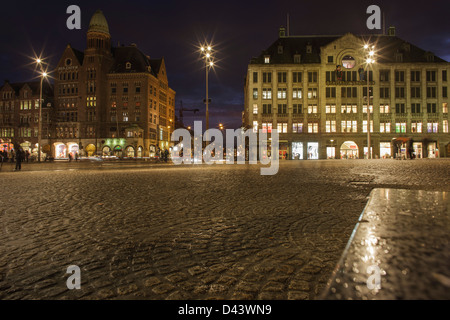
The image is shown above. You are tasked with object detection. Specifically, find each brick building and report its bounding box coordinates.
[0,80,53,156]
[52,9,175,159]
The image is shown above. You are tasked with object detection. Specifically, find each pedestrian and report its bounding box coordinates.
[68,153,73,162]
[164,149,169,162]
[25,150,30,163]
[14,148,24,171]
[75,152,79,161]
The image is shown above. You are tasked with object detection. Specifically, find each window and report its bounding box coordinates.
[253,104,258,114]
[307,105,317,114]
[325,120,336,133]
[363,105,373,113]
[363,120,374,133]
[380,87,389,98]
[253,88,258,99]
[277,88,287,99]
[277,72,287,83]
[126,62,131,69]
[426,70,437,82]
[341,120,357,133]
[262,104,272,114]
[426,86,437,98]
[123,112,129,122]
[411,87,421,98]
[277,122,287,133]
[262,88,272,99]
[292,88,302,99]
[411,122,422,133]
[294,54,301,64]
[395,87,405,98]
[292,72,302,83]
[253,72,258,83]
[443,70,448,82]
[264,56,270,64]
[261,123,273,133]
[327,56,333,63]
[443,87,448,98]
[307,88,317,99]
[326,87,336,98]
[443,120,449,133]
[325,105,336,113]
[277,104,287,114]
[326,71,336,82]
[308,72,317,83]
[293,104,302,114]
[253,121,258,133]
[380,122,391,133]
[308,122,318,133]
[395,71,405,82]
[427,122,438,133]
[395,122,407,133]
[427,103,437,113]
[341,105,357,114]
[411,103,421,113]
[443,103,448,113]
[262,72,272,83]
[379,70,390,82]
[395,103,406,113]
[341,87,357,98]
[411,71,421,82]
[292,123,303,133]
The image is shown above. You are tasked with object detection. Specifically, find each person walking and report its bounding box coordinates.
[14,148,24,171]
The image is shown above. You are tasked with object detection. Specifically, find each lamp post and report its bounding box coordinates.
[200,45,214,141]
[364,44,375,159]
[36,58,47,162]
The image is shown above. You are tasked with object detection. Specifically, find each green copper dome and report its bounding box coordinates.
[88,10,110,36]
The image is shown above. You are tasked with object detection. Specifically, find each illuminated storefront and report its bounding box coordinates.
[380,142,392,158]
[307,142,319,160]
[291,142,303,160]
[340,141,358,159]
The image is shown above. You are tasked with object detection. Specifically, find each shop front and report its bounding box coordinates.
[85,144,96,157]
[340,141,358,159]
[380,142,391,159]
[0,139,13,152]
[279,141,289,160]
[20,141,32,153]
[54,142,67,159]
[413,142,423,158]
[291,142,303,160]
[307,142,319,160]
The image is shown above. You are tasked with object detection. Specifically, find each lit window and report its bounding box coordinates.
[380,105,390,113]
[264,56,270,64]
[325,105,336,114]
[395,122,406,133]
[253,121,258,133]
[253,104,258,114]
[443,120,448,133]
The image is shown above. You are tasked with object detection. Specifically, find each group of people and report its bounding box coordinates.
[0,148,29,171]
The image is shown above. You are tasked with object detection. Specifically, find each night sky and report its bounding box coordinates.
[1,0,449,129]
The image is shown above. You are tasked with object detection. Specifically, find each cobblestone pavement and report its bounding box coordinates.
[0,159,449,300]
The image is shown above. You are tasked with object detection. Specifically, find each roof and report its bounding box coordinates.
[88,10,110,36]
[0,81,53,96]
[110,45,158,76]
[250,33,448,65]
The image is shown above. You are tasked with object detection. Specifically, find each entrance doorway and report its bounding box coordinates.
[340,141,358,159]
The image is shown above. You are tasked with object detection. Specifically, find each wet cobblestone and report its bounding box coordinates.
[0,159,449,299]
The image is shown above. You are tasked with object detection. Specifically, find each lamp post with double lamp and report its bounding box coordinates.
[200,45,215,141]
[36,58,48,162]
[364,44,375,159]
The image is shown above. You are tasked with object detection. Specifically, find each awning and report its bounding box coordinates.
[394,137,410,143]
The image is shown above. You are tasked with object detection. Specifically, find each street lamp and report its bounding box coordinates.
[200,44,215,139]
[35,58,48,162]
[364,44,375,159]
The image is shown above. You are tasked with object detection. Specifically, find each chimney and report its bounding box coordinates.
[279,26,286,38]
[388,26,396,36]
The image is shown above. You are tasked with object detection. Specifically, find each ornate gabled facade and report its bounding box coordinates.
[244,27,449,159]
[53,10,175,159]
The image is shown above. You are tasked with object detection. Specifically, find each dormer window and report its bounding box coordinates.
[278,45,283,54]
[126,62,131,69]
[264,55,270,64]
[395,52,403,62]
[425,52,434,62]
[306,44,312,54]
[294,54,301,64]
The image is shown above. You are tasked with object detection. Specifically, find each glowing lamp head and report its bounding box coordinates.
[42,72,48,77]
[209,61,214,67]
[364,44,369,49]
[36,58,42,64]
[207,46,212,51]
